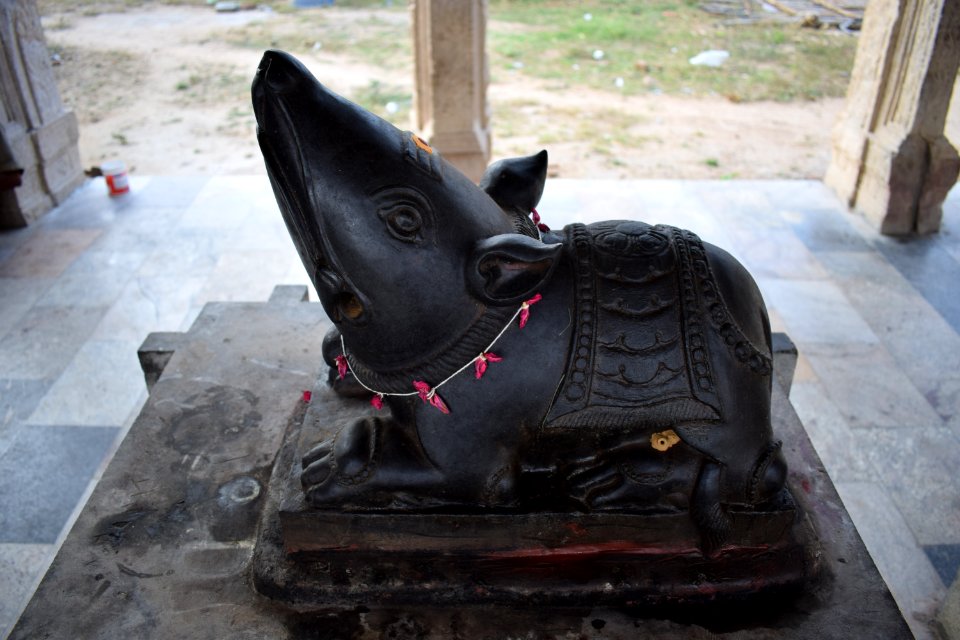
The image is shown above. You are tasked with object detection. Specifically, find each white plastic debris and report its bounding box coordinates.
[689,50,730,67]
[592,49,605,61]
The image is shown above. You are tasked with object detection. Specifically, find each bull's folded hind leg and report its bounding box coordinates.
[691,460,731,557]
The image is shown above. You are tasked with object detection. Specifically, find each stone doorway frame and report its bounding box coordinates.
[0,0,83,228]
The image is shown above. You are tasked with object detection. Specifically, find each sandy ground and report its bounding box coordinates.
[43,5,852,179]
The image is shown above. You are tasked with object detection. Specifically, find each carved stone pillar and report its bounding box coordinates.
[412,0,490,182]
[825,0,959,235]
[0,0,84,228]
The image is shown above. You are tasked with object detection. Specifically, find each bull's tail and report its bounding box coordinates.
[691,460,731,557]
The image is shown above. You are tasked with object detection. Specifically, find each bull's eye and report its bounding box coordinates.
[372,186,433,245]
[335,292,365,320]
[379,204,423,243]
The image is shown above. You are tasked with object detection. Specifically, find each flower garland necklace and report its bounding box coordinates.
[335,293,543,414]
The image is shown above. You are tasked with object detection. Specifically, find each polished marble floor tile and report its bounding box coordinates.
[0,305,108,380]
[0,379,51,458]
[26,339,146,427]
[0,425,119,543]
[790,381,878,483]
[759,180,847,213]
[0,225,35,253]
[729,228,829,280]
[925,544,960,588]
[758,278,879,345]
[691,181,789,231]
[0,543,53,640]
[803,342,944,430]
[195,249,300,303]
[0,277,54,341]
[873,236,960,335]
[34,251,146,310]
[90,275,208,344]
[782,207,873,253]
[177,175,268,230]
[137,229,227,279]
[40,193,121,230]
[130,175,208,209]
[226,214,291,252]
[85,210,177,256]
[836,481,945,640]
[816,251,960,374]
[0,229,103,278]
[858,425,960,546]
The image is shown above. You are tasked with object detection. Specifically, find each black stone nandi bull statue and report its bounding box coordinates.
[252,50,787,554]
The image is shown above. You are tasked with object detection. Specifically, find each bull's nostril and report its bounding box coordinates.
[336,293,365,321]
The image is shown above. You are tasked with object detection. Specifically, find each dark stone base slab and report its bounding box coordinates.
[253,393,820,611]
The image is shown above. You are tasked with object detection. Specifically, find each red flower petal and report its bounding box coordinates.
[519,294,543,328]
[412,381,450,413]
[429,392,450,414]
[412,380,431,402]
[475,356,488,380]
[475,352,504,380]
[335,354,348,380]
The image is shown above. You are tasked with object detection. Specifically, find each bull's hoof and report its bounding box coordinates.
[301,416,385,506]
[300,416,444,509]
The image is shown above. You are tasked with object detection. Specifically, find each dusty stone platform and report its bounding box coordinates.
[9,287,911,639]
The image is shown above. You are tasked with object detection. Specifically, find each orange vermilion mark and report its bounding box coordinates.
[412,134,433,154]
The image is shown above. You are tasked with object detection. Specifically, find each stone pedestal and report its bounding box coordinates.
[412,0,490,182]
[825,0,959,235]
[10,288,912,638]
[0,0,84,228]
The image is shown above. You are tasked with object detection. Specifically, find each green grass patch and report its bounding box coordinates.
[488,0,856,101]
[223,10,409,70]
[350,80,411,126]
[170,65,249,106]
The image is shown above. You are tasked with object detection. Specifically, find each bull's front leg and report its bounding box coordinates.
[301,411,443,509]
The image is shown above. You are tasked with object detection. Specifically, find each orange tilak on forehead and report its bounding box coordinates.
[412,134,433,155]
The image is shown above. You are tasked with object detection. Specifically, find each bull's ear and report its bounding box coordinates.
[467,234,562,305]
[479,150,548,212]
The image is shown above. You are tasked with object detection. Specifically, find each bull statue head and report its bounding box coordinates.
[252,50,561,378]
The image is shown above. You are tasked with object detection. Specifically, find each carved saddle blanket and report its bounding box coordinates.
[542,221,770,433]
